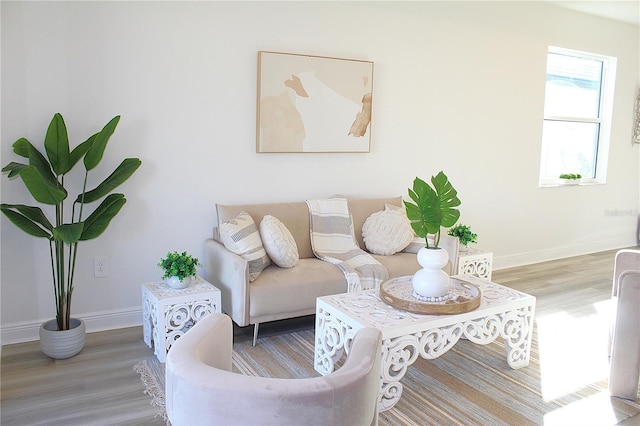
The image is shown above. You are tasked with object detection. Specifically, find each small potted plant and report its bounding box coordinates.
[448,224,478,251]
[558,173,582,185]
[158,251,201,289]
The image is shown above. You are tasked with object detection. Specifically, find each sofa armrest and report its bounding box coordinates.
[203,239,250,327]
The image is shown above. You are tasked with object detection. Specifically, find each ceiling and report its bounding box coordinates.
[547,1,639,26]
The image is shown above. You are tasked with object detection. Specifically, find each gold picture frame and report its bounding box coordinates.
[256,51,374,153]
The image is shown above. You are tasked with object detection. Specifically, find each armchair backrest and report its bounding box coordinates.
[612,249,640,297]
[609,249,640,400]
[166,312,382,426]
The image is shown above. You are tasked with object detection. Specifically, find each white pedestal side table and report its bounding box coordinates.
[142,276,221,362]
[457,247,493,280]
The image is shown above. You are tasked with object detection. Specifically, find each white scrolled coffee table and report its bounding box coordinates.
[314,274,536,412]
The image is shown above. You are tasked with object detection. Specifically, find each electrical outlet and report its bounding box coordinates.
[94,256,109,278]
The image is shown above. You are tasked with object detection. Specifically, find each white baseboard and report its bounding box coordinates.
[493,237,637,270]
[1,307,143,345]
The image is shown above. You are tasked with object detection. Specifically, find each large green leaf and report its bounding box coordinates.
[52,222,84,244]
[77,158,141,204]
[404,177,440,237]
[84,116,120,171]
[69,134,96,170]
[1,204,53,230]
[13,138,58,187]
[44,113,71,175]
[11,137,30,158]
[404,171,461,248]
[431,171,461,228]
[0,205,52,238]
[18,166,67,205]
[80,193,126,240]
[2,162,28,178]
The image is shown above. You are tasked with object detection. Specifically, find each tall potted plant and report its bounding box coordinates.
[404,171,461,300]
[1,113,141,358]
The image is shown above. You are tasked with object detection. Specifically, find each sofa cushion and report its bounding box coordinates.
[219,211,271,282]
[348,196,403,249]
[260,215,299,268]
[362,206,414,255]
[372,252,421,278]
[249,258,347,318]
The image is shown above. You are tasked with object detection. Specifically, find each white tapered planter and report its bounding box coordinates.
[167,275,192,289]
[39,318,86,360]
[413,247,450,299]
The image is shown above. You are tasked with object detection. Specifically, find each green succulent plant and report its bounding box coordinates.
[158,251,201,281]
[448,224,478,247]
[404,171,461,249]
[559,173,582,179]
[1,113,141,331]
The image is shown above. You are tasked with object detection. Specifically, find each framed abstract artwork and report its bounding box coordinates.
[256,51,374,153]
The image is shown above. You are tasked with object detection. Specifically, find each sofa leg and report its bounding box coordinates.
[253,323,259,346]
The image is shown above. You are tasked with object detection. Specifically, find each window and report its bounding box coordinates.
[539,47,617,185]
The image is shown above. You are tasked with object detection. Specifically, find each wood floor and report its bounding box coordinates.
[2,247,638,425]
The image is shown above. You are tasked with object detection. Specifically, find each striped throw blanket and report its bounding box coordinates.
[306,197,389,292]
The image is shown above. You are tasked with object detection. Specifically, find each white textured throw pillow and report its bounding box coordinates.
[219,211,271,282]
[260,215,299,268]
[362,206,414,255]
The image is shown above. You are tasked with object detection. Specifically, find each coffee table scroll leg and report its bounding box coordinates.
[378,325,464,412]
[314,307,354,375]
[502,305,535,369]
[379,335,421,412]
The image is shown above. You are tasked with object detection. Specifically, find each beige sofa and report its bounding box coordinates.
[203,196,459,344]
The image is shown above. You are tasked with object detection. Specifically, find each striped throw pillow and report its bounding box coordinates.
[219,211,271,282]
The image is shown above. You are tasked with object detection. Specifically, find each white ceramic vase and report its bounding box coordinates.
[39,318,86,359]
[413,247,450,298]
[167,275,192,289]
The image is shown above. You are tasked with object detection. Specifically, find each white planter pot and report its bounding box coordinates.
[413,247,450,299]
[39,318,86,360]
[167,275,192,289]
[558,178,581,185]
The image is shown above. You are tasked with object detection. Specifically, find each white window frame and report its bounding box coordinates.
[539,46,617,187]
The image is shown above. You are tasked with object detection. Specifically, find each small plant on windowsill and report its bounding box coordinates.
[158,251,201,289]
[448,224,478,250]
[558,173,582,185]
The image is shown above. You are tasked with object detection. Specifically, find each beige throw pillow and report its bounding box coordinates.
[259,215,299,268]
[362,206,414,255]
[219,211,271,282]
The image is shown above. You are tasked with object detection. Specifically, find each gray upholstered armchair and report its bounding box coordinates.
[609,249,640,400]
[166,312,382,426]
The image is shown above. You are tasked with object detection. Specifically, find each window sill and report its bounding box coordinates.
[539,181,604,188]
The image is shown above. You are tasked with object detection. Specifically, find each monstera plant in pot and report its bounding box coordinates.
[404,171,461,301]
[1,113,141,359]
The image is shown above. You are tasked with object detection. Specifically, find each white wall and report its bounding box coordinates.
[2,1,638,343]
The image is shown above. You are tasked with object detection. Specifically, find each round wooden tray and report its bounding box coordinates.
[379,275,481,315]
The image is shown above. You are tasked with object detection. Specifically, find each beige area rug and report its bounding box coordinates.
[135,327,640,426]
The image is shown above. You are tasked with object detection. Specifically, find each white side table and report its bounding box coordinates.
[457,248,493,280]
[142,276,221,362]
